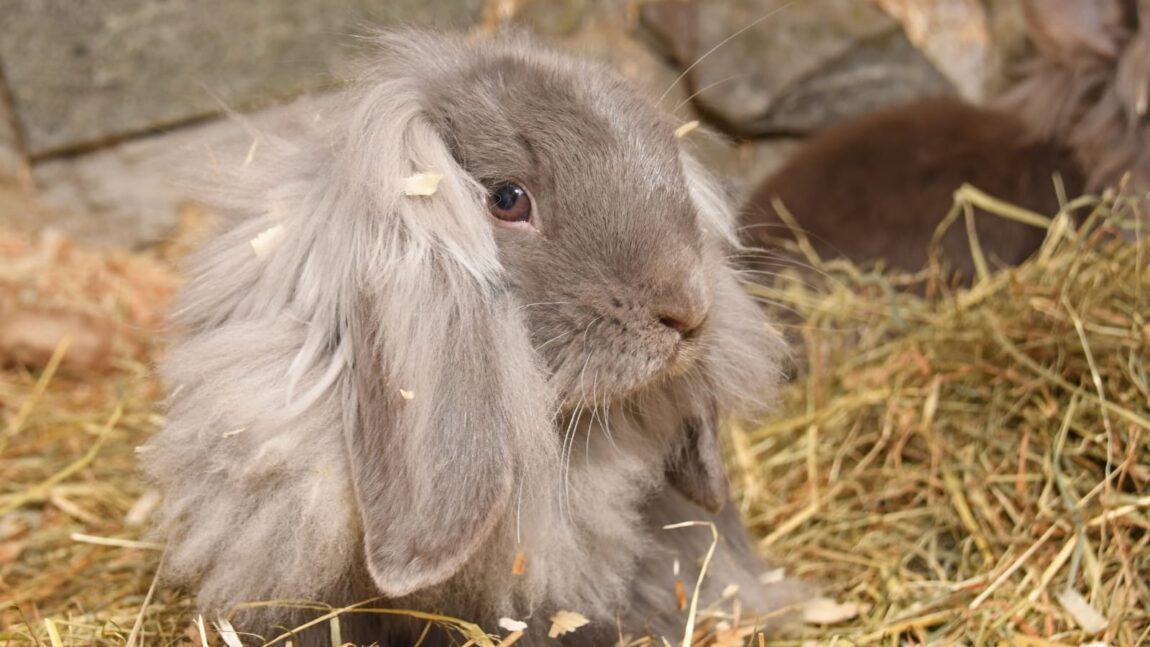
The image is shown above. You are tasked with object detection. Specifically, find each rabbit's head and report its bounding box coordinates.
[1003,0,1150,198]
[148,31,783,616]
[418,50,723,406]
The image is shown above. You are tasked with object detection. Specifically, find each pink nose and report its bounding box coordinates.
[656,306,706,338]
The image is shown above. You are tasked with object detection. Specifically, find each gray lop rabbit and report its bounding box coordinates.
[140,31,804,646]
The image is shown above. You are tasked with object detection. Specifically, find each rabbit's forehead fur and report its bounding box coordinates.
[420,39,719,404]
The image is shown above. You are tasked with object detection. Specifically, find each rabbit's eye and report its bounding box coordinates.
[489,182,532,223]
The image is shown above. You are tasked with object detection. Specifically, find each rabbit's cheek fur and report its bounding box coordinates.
[496,228,720,408]
[515,266,717,408]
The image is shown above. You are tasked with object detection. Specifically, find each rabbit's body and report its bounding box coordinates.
[741,97,1084,277]
[142,32,802,646]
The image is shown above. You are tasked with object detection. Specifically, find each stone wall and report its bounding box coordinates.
[0,0,485,157]
[0,0,983,248]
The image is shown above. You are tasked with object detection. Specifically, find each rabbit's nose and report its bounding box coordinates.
[651,271,711,339]
[656,305,707,339]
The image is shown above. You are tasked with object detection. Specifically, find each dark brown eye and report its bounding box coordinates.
[488,182,532,223]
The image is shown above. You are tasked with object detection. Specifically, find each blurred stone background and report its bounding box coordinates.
[0,0,1028,248]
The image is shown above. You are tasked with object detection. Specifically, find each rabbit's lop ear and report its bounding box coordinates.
[349,292,543,597]
[666,404,729,514]
[336,37,551,598]
[1023,0,1128,60]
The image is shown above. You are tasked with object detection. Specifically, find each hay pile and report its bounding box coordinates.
[0,223,184,645]
[737,189,1149,646]
[0,190,1146,646]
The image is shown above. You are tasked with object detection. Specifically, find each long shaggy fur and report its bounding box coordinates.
[142,31,802,646]
[997,0,1150,197]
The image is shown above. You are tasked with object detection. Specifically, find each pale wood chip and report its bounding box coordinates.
[498,617,527,632]
[1056,589,1108,634]
[547,610,589,638]
[250,224,286,260]
[674,120,700,138]
[401,172,444,196]
[801,597,860,625]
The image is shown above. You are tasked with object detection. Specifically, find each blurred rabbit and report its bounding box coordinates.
[741,0,1149,279]
[140,31,806,647]
[741,97,1083,279]
[999,0,1149,202]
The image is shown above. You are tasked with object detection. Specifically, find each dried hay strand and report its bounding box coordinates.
[1,186,1147,646]
[1,223,185,646]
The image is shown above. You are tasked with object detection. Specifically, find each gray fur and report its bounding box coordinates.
[998,0,1150,197]
[141,31,803,646]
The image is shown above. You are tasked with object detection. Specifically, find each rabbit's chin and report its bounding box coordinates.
[548,340,705,410]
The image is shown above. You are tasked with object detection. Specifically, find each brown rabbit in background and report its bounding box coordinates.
[741,97,1083,278]
[139,31,805,647]
[741,0,1147,278]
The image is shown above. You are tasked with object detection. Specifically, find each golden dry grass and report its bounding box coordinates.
[734,187,1149,646]
[0,188,1147,646]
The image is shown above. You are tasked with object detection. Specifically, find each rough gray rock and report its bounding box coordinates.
[29,95,336,248]
[11,1,697,249]
[0,74,26,185]
[736,27,960,135]
[2,0,961,248]
[984,0,1034,95]
[0,0,484,157]
[553,1,690,109]
[509,0,589,37]
[639,0,956,136]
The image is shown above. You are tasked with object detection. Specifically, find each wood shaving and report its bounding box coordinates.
[124,490,162,527]
[401,172,444,197]
[547,610,589,638]
[1056,589,1108,634]
[250,224,286,261]
[801,597,860,625]
[759,568,786,584]
[0,224,177,373]
[498,617,527,632]
[674,120,700,138]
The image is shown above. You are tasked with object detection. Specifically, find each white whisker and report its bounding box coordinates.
[517,300,571,310]
[535,329,575,352]
[657,1,800,105]
[671,73,745,115]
